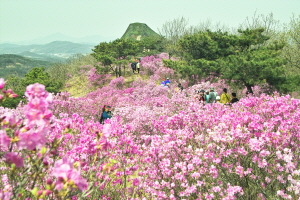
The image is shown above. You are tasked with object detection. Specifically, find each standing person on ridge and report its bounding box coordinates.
[131,61,137,74]
[136,61,140,74]
[220,88,231,104]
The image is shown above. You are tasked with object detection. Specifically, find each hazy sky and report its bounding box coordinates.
[0,0,299,43]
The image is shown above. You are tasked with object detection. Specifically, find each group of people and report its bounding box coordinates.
[131,60,141,74]
[99,85,241,124]
[194,87,239,105]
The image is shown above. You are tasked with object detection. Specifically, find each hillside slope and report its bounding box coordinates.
[0,54,52,78]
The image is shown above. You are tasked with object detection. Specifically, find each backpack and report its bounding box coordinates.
[131,62,136,69]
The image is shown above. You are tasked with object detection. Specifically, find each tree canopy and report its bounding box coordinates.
[164,28,296,93]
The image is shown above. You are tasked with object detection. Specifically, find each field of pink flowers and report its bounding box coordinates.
[0,55,300,200]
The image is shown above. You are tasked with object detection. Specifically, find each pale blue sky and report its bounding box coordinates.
[0,0,299,43]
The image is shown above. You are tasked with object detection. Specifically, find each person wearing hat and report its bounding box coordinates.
[99,105,112,124]
[165,78,171,84]
[215,96,221,103]
[208,87,218,103]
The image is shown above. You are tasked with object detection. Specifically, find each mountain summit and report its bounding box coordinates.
[121,22,160,40]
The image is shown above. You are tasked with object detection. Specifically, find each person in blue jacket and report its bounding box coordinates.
[99,105,112,124]
[164,78,171,84]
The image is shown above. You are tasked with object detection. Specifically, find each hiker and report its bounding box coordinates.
[205,91,210,104]
[165,78,171,85]
[220,88,231,104]
[230,93,239,104]
[131,61,137,73]
[177,83,183,91]
[99,105,112,124]
[160,80,166,86]
[199,89,206,104]
[208,87,218,103]
[136,61,140,73]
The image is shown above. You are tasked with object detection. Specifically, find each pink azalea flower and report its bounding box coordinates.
[25,83,47,101]
[3,89,18,98]
[52,157,88,191]
[0,78,6,89]
[4,152,24,168]
[0,189,12,200]
[102,124,111,137]
[0,130,11,148]
[17,128,47,150]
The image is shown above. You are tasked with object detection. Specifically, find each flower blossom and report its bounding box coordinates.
[4,152,24,168]
[52,157,88,191]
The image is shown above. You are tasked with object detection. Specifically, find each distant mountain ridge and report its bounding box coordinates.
[2,32,117,45]
[0,41,95,61]
[0,41,94,54]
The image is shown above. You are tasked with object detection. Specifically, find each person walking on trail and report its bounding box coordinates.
[136,61,140,73]
[230,93,239,104]
[131,61,137,73]
[208,87,218,103]
[99,105,112,124]
[220,88,231,104]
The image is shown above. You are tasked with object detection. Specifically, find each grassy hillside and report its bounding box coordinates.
[0,54,52,78]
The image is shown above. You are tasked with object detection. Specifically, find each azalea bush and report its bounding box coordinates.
[1,53,300,200]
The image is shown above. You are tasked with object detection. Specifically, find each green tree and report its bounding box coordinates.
[221,42,286,93]
[169,28,293,93]
[281,14,300,71]
[92,37,165,77]
[139,36,165,56]
[21,67,62,93]
[178,30,238,61]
